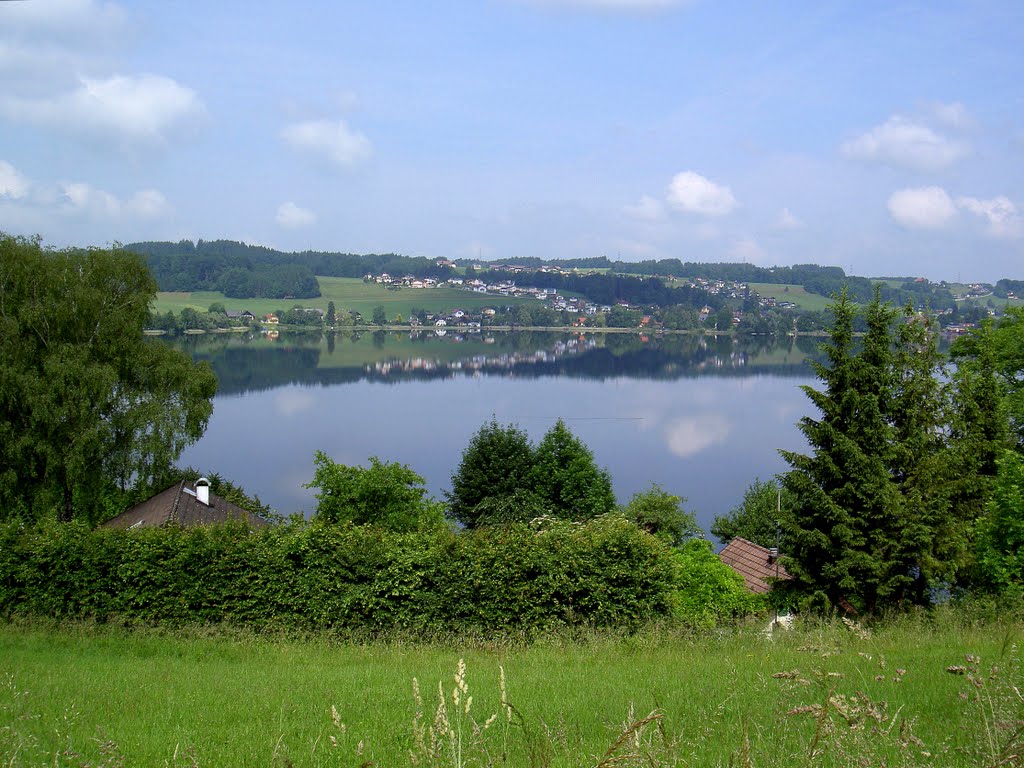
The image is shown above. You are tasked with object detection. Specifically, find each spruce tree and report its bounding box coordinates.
[780,290,906,613]
[531,418,616,521]
[446,418,536,528]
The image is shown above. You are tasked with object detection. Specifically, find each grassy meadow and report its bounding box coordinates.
[151,277,535,320]
[746,284,835,312]
[2,616,1021,766]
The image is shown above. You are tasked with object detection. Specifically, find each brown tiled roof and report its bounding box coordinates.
[102,480,270,529]
[719,537,791,594]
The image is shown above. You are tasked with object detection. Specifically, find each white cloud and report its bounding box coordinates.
[0,160,29,200]
[664,414,732,458]
[623,194,665,221]
[666,171,737,216]
[887,186,957,230]
[956,195,1023,239]
[125,189,171,218]
[4,74,204,148]
[281,119,373,169]
[60,181,121,216]
[32,184,170,221]
[276,201,317,229]
[775,207,804,230]
[842,115,968,172]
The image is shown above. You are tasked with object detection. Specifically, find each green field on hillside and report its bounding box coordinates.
[151,277,535,320]
[1,617,1018,766]
[747,283,835,311]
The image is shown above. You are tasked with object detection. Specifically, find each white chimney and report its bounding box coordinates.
[195,477,211,506]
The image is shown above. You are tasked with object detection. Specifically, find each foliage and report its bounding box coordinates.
[621,483,699,547]
[129,239,453,292]
[371,304,387,325]
[671,539,765,625]
[779,290,959,614]
[471,488,553,526]
[0,234,217,524]
[0,515,679,632]
[530,419,617,521]
[221,262,320,299]
[305,451,445,532]
[975,450,1024,593]
[711,477,792,549]
[446,419,537,528]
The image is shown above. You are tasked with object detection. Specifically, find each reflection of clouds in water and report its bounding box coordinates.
[665,413,732,458]
[274,389,315,416]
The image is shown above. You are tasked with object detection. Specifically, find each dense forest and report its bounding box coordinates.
[126,239,455,297]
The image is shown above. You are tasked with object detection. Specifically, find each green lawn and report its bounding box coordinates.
[151,277,535,321]
[747,283,835,312]
[1,616,1017,766]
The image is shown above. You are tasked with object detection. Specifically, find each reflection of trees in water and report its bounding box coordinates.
[167,331,822,395]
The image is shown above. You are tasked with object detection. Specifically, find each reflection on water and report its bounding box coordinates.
[172,331,821,535]
[169,330,823,394]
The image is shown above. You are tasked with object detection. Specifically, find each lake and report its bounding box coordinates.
[173,330,820,535]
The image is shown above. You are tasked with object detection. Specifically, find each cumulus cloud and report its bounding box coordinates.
[4,74,204,148]
[666,171,737,216]
[623,194,665,221]
[956,196,1022,239]
[58,182,171,219]
[281,119,373,169]
[125,189,171,218]
[0,166,172,220]
[276,201,317,229]
[842,115,968,172]
[0,160,29,200]
[887,186,957,230]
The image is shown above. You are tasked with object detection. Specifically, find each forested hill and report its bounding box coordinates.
[130,239,964,310]
[125,240,455,297]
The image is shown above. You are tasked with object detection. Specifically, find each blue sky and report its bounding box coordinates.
[1,0,1022,281]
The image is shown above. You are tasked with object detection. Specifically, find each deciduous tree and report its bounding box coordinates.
[305,451,445,532]
[0,234,217,523]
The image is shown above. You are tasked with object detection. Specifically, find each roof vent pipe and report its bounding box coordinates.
[195,477,211,506]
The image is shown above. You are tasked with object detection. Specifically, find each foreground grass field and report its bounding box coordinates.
[152,277,534,320]
[2,616,1021,766]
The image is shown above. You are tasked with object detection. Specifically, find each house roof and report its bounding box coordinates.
[102,480,270,530]
[719,537,791,594]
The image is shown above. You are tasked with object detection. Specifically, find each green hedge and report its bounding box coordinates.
[0,517,760,632]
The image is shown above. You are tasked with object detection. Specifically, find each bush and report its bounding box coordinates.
[672,539,766,627]
[0,516,691,633]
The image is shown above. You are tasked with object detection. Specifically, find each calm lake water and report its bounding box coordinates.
[173,330,819,534]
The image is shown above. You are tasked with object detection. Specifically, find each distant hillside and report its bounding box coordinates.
[129,239,992,312]
[126,240,455,298]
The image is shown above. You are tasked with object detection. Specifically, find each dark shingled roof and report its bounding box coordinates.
[719,537,791,594]
[102,480,270,529]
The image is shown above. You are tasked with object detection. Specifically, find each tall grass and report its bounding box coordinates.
[1,614,1021,766]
